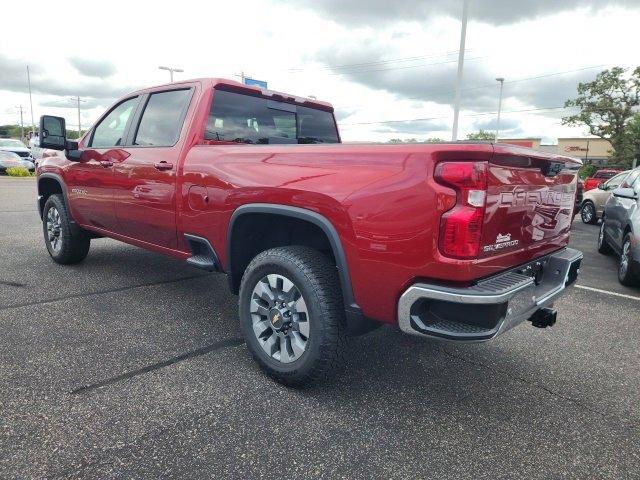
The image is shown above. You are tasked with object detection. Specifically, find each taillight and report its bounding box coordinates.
[434,161,488,259]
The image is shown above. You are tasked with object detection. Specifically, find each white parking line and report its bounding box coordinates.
[575,285,640,301]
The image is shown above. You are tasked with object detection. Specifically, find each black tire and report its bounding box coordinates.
[42,194,91,264]
[618,233,639,286]
[238,246,347,386]
[597,218,613,255]
[580,201,598,224]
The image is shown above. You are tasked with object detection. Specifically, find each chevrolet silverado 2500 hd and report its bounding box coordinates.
[37,78,583,385]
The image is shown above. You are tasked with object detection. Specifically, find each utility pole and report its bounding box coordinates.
[235,71,246,84]
[15,105,25,141]
[27,66,35,135]
[158,66,183,82]
[494,77,505,143]
[69,96,86,138]
[451,0,469,141]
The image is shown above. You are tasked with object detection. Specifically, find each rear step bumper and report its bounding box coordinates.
[398,248,583,342]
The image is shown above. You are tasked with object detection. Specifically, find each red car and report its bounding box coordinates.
[36,78,583,385]
[584,169,622,191]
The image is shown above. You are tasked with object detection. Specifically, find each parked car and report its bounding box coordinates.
[0,138,33,161]
[599,167,640,285]
[0,150,35,174]
[36,78,583,385]
[580,170,630,224]
[584,168,622,192]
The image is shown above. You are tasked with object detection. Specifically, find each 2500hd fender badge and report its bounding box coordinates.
[71,188,87,196]
[483,233,519,253]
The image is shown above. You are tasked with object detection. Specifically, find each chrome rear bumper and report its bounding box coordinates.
[398,248,583,341]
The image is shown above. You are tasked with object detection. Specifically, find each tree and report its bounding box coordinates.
[625,112,640,165]
[563,67,640,166]
[466,129,494,141]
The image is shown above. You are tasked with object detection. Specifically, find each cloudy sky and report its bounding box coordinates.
[1,0,639,143]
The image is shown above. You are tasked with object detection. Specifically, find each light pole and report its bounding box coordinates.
[494,77,505,143]
[451,0,469,141]
[159,66,183,82]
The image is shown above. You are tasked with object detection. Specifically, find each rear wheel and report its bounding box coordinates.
[580,201,597,224]
[618,233,639,286]
[239,246,347,386]
[597,218,613,255]
[42,194,91,264]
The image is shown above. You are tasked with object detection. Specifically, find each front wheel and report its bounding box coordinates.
[238,246,347,386]
[597,219,613,255]
[618,233,639,286]
[42,194,91,264]
[580,201,597,224]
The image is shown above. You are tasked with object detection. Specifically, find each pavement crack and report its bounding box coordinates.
[0,274,209,312]
[70,337,244,395]
[440,345,639,430]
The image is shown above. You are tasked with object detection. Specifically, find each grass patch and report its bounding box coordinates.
[5,166,32,177]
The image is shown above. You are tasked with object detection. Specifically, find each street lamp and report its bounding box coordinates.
[158,66,184,83]
[451,0,469,141]
[494,77,505,143]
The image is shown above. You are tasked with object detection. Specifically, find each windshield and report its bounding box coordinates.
[0,139,26,148]
[206,89,339,144]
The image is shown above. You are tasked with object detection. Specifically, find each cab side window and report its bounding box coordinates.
[134,89,192,147]
[89,97,139,148]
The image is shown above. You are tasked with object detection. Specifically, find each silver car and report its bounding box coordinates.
[580,170,630,224]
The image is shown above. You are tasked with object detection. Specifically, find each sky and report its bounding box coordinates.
[1,0,639,143]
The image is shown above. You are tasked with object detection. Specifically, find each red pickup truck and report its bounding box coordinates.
[37,78,583,385]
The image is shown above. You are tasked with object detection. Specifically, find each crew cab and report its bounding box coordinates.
[36,78,583,385]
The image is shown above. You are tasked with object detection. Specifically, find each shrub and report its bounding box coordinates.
[5,166,31,177]
[579,164,597,179]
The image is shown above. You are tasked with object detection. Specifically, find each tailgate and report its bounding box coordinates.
[480,147,581,259]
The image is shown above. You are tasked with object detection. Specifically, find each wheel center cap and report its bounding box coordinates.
[269,308,285,330]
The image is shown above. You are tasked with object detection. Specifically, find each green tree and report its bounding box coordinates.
[466,129,494,141]
[563,67,640,167]
[625,112,640,164]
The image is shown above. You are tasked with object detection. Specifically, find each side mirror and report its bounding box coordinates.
[39,115,67,151]
[613,187,638,200]
[597,181,607,190]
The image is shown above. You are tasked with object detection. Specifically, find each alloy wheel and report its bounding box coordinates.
[620,240,630,278]
[250,274,310,364]
[581,203,594,223]
[46,207,63,252]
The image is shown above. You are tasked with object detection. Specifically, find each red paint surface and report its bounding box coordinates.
[38,79,582,324]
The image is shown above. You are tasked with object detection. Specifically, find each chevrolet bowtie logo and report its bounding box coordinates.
[272,312,281,325]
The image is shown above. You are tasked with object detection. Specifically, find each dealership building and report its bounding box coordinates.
[499,137,614,165]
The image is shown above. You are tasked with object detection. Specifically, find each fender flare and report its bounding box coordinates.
[227,203,371,334]
[37,173,80,234]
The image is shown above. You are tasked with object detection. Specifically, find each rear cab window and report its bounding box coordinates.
[205,89,339,145]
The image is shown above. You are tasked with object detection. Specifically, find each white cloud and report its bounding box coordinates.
[0,0,639,142]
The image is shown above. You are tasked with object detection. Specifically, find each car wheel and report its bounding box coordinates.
[618,233,639,286]
[42,194,91,264]
[580,201,597,224]
[597,218,613,255]
[239,246,347,386]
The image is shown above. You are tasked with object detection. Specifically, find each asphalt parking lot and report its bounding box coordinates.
[1,176,639,479]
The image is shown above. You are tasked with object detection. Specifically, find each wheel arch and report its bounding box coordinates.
[37,173,80,234]
[227,203,375,335]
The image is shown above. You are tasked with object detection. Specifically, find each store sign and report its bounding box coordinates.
[564,146,588,152]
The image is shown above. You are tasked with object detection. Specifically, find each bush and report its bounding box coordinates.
[5,166,31,177]
[579,164,597,179]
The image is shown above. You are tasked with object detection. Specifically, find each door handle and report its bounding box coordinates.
[154,161,173,171]
[99,160,113,168]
